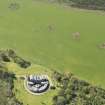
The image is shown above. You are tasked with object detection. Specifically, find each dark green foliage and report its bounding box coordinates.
[50,86,56,90]
[53,71,63,83]
[0,49,32,105]
[0,49,31,68]
[0,50,11,62]
[13,56,31,68]
[0,66,23,105]
[55,0,105,10]
[52,72,105,105]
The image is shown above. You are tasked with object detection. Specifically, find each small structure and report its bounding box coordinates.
[25,75,50,94]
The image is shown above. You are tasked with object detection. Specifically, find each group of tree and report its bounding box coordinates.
[52,71,105,105]
[0,49,31,105]
[0,63,23,105]
[51,0,105,10]
[0,49,31,68]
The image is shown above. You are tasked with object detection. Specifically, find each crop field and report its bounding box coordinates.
[0,0,105,102]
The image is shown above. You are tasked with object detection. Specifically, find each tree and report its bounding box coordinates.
[56,96,67,105]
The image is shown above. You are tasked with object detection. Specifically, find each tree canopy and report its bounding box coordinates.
[54,0,105,10]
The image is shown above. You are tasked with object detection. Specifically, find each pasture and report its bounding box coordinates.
[0,1,105,104]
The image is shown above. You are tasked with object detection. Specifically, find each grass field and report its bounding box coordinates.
[6,62,57,105]
[1,0,105,102]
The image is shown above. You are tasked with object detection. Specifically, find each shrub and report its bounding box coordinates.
[52,71,105,105]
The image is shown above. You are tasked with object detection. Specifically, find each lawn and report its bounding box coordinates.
[6,62,57,105]
[0,0,105,95]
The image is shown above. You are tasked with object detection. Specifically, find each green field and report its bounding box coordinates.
[6,62,57,105]
[0,0,105,94]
